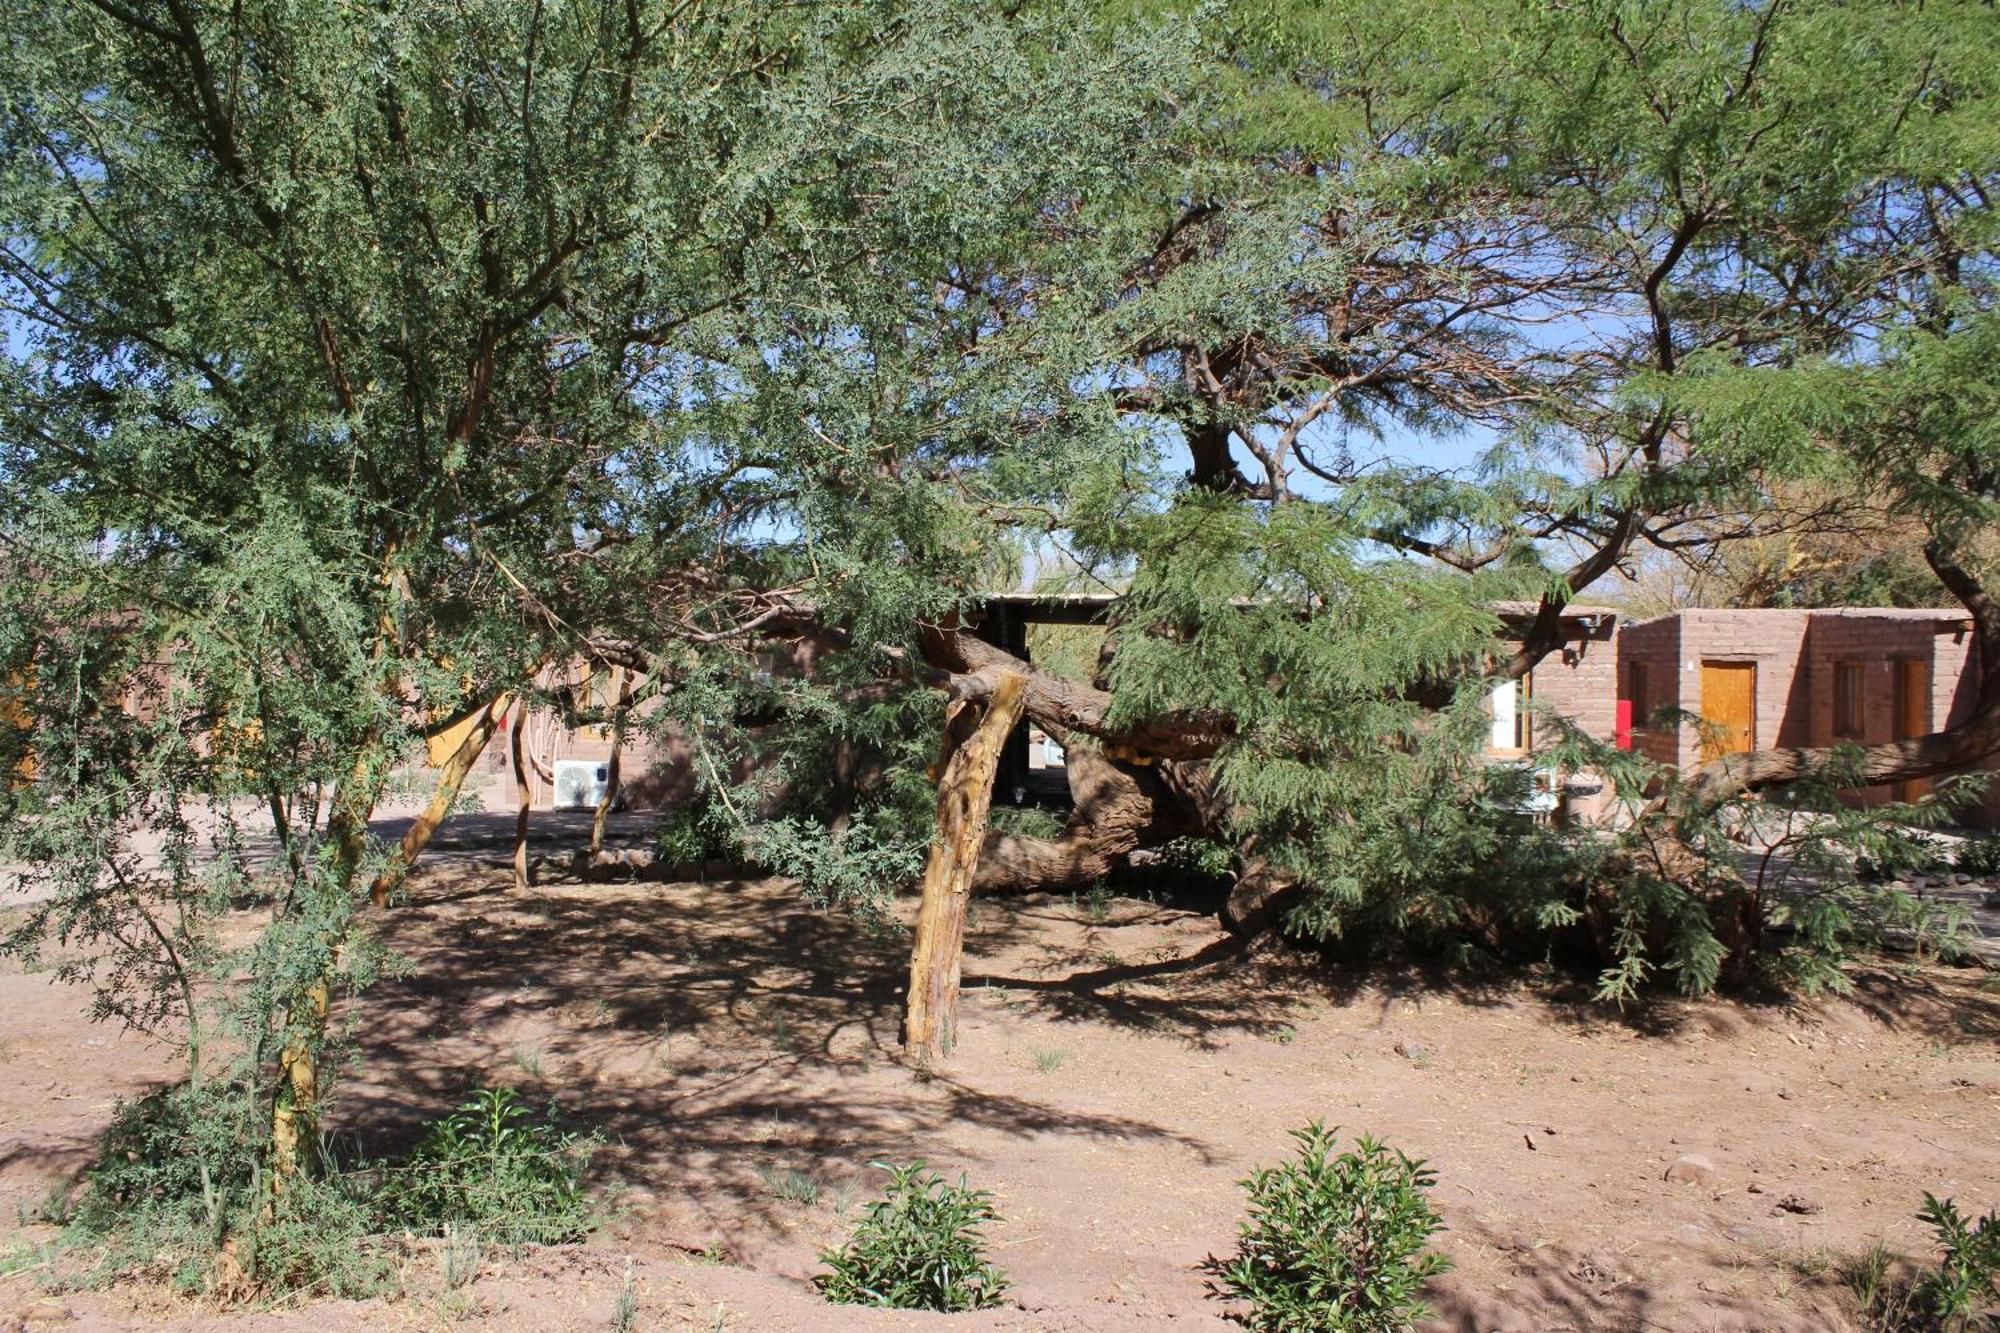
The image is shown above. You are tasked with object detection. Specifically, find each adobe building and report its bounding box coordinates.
[449,598,1999,831]
[1616,607,1998,827]
[973,593,1628,819]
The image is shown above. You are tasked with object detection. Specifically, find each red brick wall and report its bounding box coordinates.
[1801,611,1961,812]
[1669,610,1813,765]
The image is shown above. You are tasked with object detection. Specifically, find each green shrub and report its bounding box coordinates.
[67,1082,260,1286]
[1955,835,2000,878]
[245,1172,399,1299]
[66,1080,394,1297]
[1914,1194,2000,1327]
[385,1087,594,1245]
[815,1161,1010,1311]
[1210,1123,1450,1333]
[1872,834,1949,881]
[988,804,1067,841]
[1847,1194,2000,1333]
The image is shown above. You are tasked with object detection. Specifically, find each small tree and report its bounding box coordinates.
[1210,1124,1450,1333]
[816,1162,1011,1312]
[0,0,1194,1279]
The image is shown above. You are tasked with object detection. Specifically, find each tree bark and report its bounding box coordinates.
[904,671,1027,1066]
[971,747,1194,893]
[269,977,329,1190]
[590,669,632,856]
[919,627,1233,762]
[510,707,533,892]
[271,728,385,1190]
[368,692,510,907]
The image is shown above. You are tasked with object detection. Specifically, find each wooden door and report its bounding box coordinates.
[1894,659,1932,803]
[1699,662,1756,762]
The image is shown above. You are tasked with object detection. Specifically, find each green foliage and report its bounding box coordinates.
[1210,1123,1450,1333]
[1860,827,1951,883]
[655,662,941,923]
[64,1079,393,1298]
[62,1082,591,1297]
[244,1173,402,1300]
[66,1083,261,1288]
[1848,1196,2000,1333]
[386,1088,594,1246]
[816,1162,1010,1312]
[991,804,1068,841]
[1914,1195,2000,1330]
[0,0,1198,1256]
[1955,836,2000,879]
[1153,836,1238,882]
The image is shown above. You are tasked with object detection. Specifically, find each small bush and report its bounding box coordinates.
[67,1081,392,1297]
[1847,1194,2000,1332]
[816,1161,1010,1311]
[68,1082,261,1285]
[1955,835,2000,878]
[989,804,1066,841]
[757,1163,821,1207]
[385,1087,594,1245]
[1917,1193,2000,1323]
[246,1172,399,1299]
[61,1081,595,1298]
[1210,1123,1450,1333]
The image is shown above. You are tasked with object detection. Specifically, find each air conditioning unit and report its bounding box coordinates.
[552,759,609,810]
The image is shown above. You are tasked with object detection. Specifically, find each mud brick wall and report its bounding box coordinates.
[1526,631,1620,743]
[1802,612,1992,825]
[1616,615,1682,769]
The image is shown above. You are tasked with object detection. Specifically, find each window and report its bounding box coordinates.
[1624,662,1650,731]
[1833,661,1865,739]
[1489,675,1532,753]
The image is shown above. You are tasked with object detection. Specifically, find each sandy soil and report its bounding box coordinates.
[3,852,1998,1332]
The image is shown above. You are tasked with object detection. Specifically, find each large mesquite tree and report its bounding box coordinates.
[909,1,1999,973]
[0,0,1180,1206]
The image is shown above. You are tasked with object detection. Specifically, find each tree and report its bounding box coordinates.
[0,0,1186,1234]
[904,0,1999,987]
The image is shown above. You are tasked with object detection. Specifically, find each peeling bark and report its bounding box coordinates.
[919,627,1233,761]
[510,708,532,892]
[905,672,1027,1066]
[369,693,510,907]
[972,748,1195,893]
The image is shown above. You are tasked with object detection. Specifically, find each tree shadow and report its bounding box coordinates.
[337,866,1232,1255]
[1425,1216,1849,1333]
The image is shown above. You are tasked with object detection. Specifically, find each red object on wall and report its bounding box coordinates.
[1615,699,1633,751]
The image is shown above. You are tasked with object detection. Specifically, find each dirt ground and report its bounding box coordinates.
[3,842,1998,1332]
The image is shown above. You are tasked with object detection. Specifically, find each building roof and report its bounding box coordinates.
[1624,606,1974,633]
[979,591,1622,636]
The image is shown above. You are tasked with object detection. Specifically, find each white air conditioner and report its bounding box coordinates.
[552,759,609,810]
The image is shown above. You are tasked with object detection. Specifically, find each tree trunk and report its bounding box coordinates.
[511,708,533,892]
[269,977,329,1190]
[590,669,631,856]
[904,671,1027,1066]
[971,748,1194,893]
[369,693,510,907]
[269,733,383,1190]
